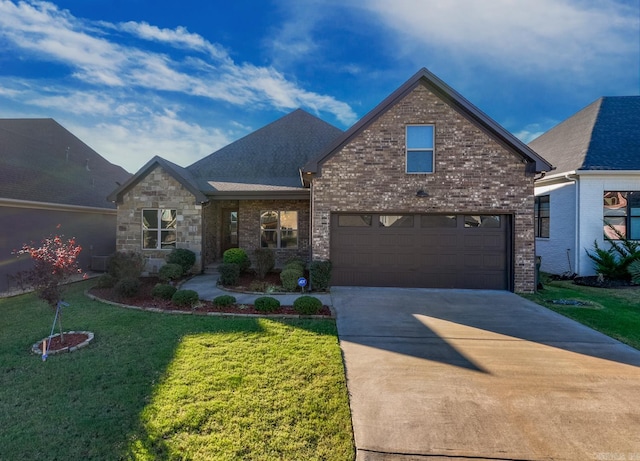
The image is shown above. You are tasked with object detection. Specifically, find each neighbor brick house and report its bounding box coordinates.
[108,69,552,292]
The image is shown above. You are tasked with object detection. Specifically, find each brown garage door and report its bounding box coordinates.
[330,213,510,290]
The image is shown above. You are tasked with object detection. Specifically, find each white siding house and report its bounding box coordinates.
[531,97,640,276]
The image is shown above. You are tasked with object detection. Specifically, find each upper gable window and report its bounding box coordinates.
[406,125,434,174]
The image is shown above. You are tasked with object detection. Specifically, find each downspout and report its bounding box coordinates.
[565,173,579,275]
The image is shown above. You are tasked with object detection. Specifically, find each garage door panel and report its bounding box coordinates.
[331,213,509,290]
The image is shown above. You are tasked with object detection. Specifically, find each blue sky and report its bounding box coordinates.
[0,0,638,173]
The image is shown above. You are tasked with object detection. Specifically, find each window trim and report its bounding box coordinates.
[260,210,299,249]
[405,124,435,174]
[142,208,177,250]
[534,195,550,238]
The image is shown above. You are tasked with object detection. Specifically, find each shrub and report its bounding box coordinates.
[280,267,303,292]
[219,263,240,286]
[284,258,306,273]
[213,294,237,306]
[108,251,145,280]
[309,260,332,291]
[223,248,250,273]
[586,224,640,280]
[254,248,275,279]
[254,296,281,313]
[629,260,640,284]
[293,296,323,315]
[95,273,117,288]
[158,263,183,282]
[172,289,199,307]
[114,277,141,298]
[151,283,177,300]
[166,248,196,275]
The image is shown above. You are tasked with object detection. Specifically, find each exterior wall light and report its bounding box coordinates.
[416,189,429,197]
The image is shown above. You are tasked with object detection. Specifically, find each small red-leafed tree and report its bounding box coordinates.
[15,231,84,343]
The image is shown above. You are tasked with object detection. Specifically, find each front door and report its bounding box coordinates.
[221,209,238,254]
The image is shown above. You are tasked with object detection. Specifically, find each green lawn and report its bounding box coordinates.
[523,277,640,350]
[0,281,354,461]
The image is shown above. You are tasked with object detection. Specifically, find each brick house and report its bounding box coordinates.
[108,69,552,292]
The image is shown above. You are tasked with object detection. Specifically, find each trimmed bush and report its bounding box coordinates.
[166,248,196,275]
[254,248,275,279]
[151,283,177,300]
[293,296,323,315]
[95,273,117,288]
[114,277,141,298]
[172,289,199,307]
[223,248,250,273]
[629,259,640,284]
[309,260,332,291]
[280,267,303,292]
[213,294,237,306]
[158,263,183,282]
[254,296,281,313]
[219,263,240,286]
[108,251,145,280]
[284,258,306,273]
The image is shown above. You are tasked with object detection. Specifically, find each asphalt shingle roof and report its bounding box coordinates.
[187,109,343,192]
[529,96,640,174]
[0,119,131,208]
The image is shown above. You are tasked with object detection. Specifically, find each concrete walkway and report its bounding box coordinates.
[331,286,640,461]
[180,272,333,307]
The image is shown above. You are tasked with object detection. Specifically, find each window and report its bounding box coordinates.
[338,215,372,227]
[534,195,550,238]
[464,215,501,228]
[421,215,457,228]
[261,211,298,248]
[604,191,640,239]
[379,215,414,228]
[406,125,434,173]
[142,209,177,249]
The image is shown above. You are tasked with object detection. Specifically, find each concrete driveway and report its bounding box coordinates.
[331,287,640,461]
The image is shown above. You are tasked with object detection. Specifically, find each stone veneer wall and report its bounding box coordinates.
[311,84,536,292]
[238,199,311,267]
[115,165,203,273]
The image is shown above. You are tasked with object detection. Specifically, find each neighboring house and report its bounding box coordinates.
[0,119,132,294]
[109,68,552,292]
[531,96,640,277]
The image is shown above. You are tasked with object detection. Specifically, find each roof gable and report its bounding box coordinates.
[188,109,342,193]
[304,68,552,174]
[107,155,207,204]
[0,118,131,209]
[530,96,640,174]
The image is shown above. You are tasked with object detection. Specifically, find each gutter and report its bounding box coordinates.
[0,197,117,215]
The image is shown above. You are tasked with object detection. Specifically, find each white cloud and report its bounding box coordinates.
[0,0,356,124]
[116,21,231,62]
[362,0,639,78]
[68,114,233,173]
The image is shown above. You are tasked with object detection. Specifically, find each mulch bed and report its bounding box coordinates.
[573,276,637,289]
[88,276,332,317]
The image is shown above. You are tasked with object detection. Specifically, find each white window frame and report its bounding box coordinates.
[406,124,435,174]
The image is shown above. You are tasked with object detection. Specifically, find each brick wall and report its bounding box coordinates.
[311,84,537,292]
[238,199,311,267]
[116,165,203,273]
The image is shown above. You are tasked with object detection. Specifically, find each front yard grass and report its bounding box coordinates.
[0,281,354,461]
[523,277,640,350]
